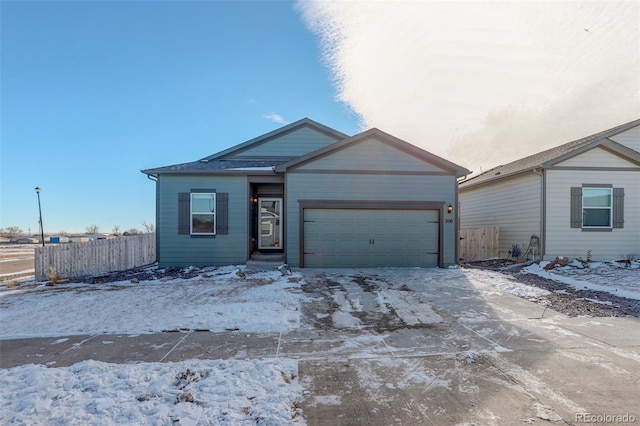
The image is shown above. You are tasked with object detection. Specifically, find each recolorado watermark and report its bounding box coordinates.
[576,413,637,424]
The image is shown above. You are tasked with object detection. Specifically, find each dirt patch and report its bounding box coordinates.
[463,259,520,270]
[464,258,640,318]
[512,271,640,318]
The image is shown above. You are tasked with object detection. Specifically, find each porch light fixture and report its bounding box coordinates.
[447,204,453,214]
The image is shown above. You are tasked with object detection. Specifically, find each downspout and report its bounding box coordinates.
[455,175,468,265]
[145,173,160,265]
[532,168,544,260]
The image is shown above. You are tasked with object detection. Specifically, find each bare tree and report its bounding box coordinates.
[0,226,24,237]
[86,224,100,234]
[111,225,121,236]
[123,228,140,236]
[142,221,155,233]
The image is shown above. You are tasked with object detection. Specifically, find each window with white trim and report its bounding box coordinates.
[191,193,216,235]
[582,187,612,228]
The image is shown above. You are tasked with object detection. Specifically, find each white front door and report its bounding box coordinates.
[258,198,283,250]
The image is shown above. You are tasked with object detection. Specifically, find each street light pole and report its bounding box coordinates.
[35,187,45,247]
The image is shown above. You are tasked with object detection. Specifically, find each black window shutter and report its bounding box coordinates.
[613,188,624,228]
[178,192,190,235]
[216,193,229,235]
[570,187,582,228]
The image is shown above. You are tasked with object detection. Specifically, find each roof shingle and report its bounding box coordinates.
[460,119,640,188]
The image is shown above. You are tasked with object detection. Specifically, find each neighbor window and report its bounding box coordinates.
[191,193,216,235]
[582,187,612,228]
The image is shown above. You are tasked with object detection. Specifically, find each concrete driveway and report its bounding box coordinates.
[1,268,639,425]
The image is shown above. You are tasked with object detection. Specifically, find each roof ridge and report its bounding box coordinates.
[461,118,640,186]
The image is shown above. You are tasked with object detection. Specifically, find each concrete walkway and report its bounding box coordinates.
[1,270,639,425]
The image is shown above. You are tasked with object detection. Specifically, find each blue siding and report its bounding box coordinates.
[222,127,340,159]
[157,175,248,267]
[285,173,458,267]
[298,137,447,172]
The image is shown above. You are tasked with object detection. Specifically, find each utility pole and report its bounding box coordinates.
[35,187,45,247]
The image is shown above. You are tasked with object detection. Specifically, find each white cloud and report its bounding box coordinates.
[298,1,639,174]
[263,112,289,124]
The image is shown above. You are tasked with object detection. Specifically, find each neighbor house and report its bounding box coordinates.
[459,119,640,261]
[142,118,470,268]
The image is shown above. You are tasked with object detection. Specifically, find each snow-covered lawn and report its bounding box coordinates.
[0,266,306,339]
[523,260,640,300]
[0,359,303,425]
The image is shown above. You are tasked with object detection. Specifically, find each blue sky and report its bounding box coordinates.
[2,1,637,235]
[1,0,360,234]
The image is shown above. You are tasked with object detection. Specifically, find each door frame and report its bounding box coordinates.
[258,197,283,250]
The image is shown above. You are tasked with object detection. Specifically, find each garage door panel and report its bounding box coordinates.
[303,208,439,268]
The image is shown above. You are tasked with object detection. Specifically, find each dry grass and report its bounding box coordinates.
[6,280,20,289]
[47,266,62,284]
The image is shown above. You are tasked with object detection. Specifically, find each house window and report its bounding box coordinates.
[191,193,216,235]
[582,187,612,228]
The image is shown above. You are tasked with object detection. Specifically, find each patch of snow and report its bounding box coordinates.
[331,311,362,329]
[523,262,640,300]
[577,298,613,306]
[462,268,550,298]
[312,395,341,406]
[226,166,275,171]
[375,291,389,314]
[0,269,35,279]
[354,357,452,400]
[0,268,309,339]
[384,290,443,325]
[0,358,304,425]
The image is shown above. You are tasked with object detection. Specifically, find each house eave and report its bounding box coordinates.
[460,168,541,191]
[141,169,279,176]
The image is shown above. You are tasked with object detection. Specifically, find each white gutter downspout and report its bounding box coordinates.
[532,168,544,260]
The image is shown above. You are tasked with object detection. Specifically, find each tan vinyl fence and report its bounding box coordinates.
[459,227,500,262]
[35,233,156,281]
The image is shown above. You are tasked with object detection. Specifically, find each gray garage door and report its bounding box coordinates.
[303,209,439,268]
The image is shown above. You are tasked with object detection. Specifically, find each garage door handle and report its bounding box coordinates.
[369,238,375,245]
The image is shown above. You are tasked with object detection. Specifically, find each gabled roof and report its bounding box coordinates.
[200,117,349,162]
[142,117,350,176]
[276,127,472,177]
[460,119,640,189]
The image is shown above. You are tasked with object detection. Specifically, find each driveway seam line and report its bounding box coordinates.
[158,331,192,362]
[554,325,615,348]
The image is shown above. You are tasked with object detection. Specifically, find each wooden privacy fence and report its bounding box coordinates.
[459,227,500,262]
[35,233,156,281]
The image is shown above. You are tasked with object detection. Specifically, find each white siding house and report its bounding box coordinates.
[460,119,640,261]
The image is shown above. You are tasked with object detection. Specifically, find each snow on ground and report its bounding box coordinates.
[0,358,303,425]
[2,264,637,424]
[523,260,640,300]
[0,266,307,339]
[0,243,37,257]
[0,269,34,281]
[460,268,551,298]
